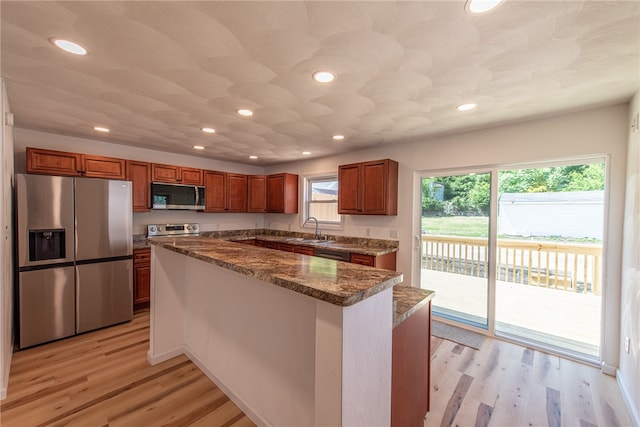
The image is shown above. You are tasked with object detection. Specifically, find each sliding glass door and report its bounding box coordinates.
[418,159,605,361]
[419,171,492,329]
[495,162,604,360]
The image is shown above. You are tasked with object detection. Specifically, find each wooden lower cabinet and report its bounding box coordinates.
[349,252,396,271]
[133,248,151,309]
[293,246,315,256]
[391,300,431,427]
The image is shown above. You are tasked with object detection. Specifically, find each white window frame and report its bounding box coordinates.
[302,173,343,230]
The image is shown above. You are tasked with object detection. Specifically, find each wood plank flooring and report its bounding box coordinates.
[1,311,633,427]
[0,310,255,427]
[426,335,634,427]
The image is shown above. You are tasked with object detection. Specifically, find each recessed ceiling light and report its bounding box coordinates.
[302,151,311,155]
[93,126,109,133]
[457,103,477,112]
[332,135,345,141]
[249,155,258,160]
[465,0,503,15]
[201,127,215,133]
[237,109,253,117]
[50,38,87,55]
[312,71,336,83]
[193,145,205,150]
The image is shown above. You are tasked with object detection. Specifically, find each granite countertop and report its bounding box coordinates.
[392,286,435,328]
[148,236,403,307]
[225,234,397,256]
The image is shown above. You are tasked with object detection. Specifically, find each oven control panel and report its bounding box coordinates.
[147,223,199,237]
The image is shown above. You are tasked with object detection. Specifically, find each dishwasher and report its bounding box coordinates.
[314,247,350,262]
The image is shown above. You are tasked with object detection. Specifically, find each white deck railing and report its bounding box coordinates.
[421,235,602,295]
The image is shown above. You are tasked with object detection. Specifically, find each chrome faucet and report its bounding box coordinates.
[303,216,320,239]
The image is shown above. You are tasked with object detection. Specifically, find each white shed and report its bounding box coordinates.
[498,191,604,239]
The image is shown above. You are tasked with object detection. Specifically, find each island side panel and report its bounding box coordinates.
[342,288,393,426]
[179,250,317,427]
[148,245,187,364]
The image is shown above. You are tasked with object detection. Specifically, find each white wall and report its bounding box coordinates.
[265,103,630,372]
[618,88,640,425]
[1,79,15,400]
[13,129,266,235]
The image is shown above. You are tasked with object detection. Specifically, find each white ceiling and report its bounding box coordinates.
[1,1,639,165]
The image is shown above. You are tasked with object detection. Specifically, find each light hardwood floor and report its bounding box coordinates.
[1,311,633,427]
[426,335,634,427]
[0,310,256,427]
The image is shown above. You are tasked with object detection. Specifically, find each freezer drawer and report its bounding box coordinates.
[76,259,133,333]
[19,267,75,348]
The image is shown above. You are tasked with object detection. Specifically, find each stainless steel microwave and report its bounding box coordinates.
[151,182,205,210]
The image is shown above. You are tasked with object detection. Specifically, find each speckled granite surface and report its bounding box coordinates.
[392,286,435,328]
[148,236,403,307]
[201,229,398,256]
[133,234,149,249]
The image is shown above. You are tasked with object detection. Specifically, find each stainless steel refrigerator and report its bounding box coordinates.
[16,173,133,349]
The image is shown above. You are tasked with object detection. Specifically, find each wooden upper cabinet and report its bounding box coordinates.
[180,167,204,185]
[337,163,361,214]
[204,171,247,213]
[204,171,226,212]
[27,147,82,176]
[267,173,298,213]
[126,160,151,212]
[26,147,125,180]
[338,159,398,215]
[82,154,126,179]
[247,175,267,213]
[152,164,203,185]
[227,173,248,212]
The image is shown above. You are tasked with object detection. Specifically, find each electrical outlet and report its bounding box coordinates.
[365,228,370,237]
[625,336,630,354]
[390,229,398,239]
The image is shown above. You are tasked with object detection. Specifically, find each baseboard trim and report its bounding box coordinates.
[146,347,183,366]
[184,346,270,427]
[601,361,617,376]
[1,343,13,400]
[617,369,640,427]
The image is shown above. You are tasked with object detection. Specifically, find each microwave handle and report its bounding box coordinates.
[194,186,199,207]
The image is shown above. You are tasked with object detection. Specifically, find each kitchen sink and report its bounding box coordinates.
[300,239,334,244]
[285,237,305,242]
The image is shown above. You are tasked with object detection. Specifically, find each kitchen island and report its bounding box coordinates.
[147,236,432,426]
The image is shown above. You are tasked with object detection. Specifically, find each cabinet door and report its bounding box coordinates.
[248,175,267,213]
[152,163,180,183]
[180,167,203,185]
[134,265,151,304]
[133,248,151,306]
[277,243,295,252]
[361,160,396,215]
[293,246,315,256]
[26,147,82,176]
[350,253,376,267]
[338,163,361,214]
[83,155,126,179]
[126,161,151,212]
[204,171,226,212]
[227,173,248,212]
[267,173,298,213]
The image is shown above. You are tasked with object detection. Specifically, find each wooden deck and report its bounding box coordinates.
[421,269,601,357]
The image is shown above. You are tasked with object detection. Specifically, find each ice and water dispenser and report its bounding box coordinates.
[28,229,66,262]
